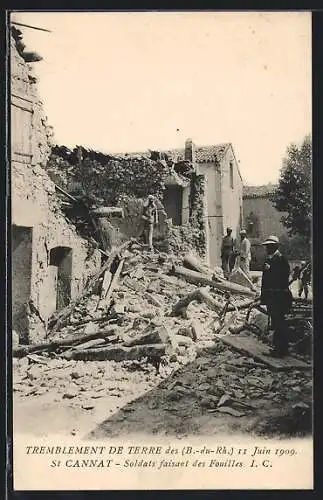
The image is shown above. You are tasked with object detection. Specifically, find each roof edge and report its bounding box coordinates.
[224,143,243,183]
[243,193,274,199]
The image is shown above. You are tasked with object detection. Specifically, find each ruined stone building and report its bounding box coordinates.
[162,139,243,267]
[10,29,101,344]
[10,25,244,346]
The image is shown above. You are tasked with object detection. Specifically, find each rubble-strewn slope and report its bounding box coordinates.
[13,246,312,438]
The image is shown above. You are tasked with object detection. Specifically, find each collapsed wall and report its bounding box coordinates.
[11,31,101,344]
[46,147,208,258]
[10,26,209,347]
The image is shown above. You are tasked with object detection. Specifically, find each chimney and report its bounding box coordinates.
[185,138,196,162]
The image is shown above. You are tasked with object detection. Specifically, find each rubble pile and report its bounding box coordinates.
[13,243,257,374]
[90,345,312,438]
[13,242,312,365]
[13,356,165,418]
[157,346,311,410]
[13,332,312,438]
[13,243,312,437]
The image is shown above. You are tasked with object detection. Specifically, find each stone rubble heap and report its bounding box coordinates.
[12,245,312,435]
[13,245,255,365]
[13,242,312,365]
[13,341,311,437]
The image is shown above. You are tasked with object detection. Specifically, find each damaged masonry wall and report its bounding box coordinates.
[46,147,208,258]
[11,32,101,344]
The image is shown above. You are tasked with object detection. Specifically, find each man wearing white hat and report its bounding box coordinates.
[239,229,251,276]
[260,235,293,357]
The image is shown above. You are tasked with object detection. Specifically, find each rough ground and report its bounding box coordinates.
[13,247,312,439]
[13,340,312,439]
[13,356,163,437]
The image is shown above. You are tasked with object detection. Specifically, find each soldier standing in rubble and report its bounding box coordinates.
[142,194,158,251]
[260,235,293,358]
[221,227,234,279]
[239,229,251,276]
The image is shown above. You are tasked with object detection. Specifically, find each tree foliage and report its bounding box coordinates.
[271,136,312,242]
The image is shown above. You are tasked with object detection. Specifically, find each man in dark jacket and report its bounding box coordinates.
[260,235,293,357]
[221,227,234,279]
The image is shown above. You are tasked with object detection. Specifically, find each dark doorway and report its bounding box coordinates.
[49,246,72,311]
[163,186,183,226]
[12,225,33,342]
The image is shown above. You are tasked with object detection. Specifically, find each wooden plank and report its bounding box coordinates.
[12,326,118,358]
[11,101,33,113]
[99,270,113,300]
[229,267,257,291]
[96,260,122,311]
[54,184,78,202]
[220,334,311,371]
[171,287,240,316]
[183,253,220,277]
[104,258,125,305]
[11,21,52,32]
[11,93,34,104]
[172,265,257,298]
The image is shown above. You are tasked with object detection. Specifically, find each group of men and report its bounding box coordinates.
[222,228,311,358]
[221,227,251,278]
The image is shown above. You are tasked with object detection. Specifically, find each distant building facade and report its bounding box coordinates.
[243,185,290,270]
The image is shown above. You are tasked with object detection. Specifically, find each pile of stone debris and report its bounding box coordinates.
[13,241,258,370]
[12,243,312,436]
[89,344,312,439]
[13,355,165,417]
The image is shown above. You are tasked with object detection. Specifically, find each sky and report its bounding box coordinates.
[11,11,311,185]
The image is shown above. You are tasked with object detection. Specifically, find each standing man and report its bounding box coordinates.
[298,261,311,299]
[260,235,293,357]
[239,229,251,276]
[221,227,234,279]
[141,195,158,251]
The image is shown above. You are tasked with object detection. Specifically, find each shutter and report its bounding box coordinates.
[11,93,33,163]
